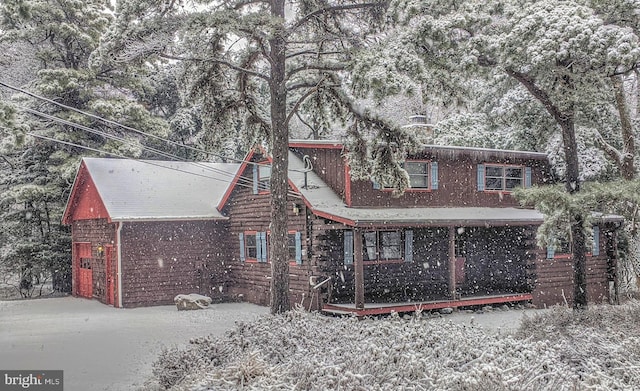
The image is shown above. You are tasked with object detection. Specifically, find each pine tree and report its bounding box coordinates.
[98,0,423,313]
[363,0,640,309]
[0,0,170,295]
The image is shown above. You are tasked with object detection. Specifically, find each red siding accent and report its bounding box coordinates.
[344,162,352,207]
[63,162,110,223]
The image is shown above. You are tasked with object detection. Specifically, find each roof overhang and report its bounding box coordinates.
[311,206,545,228]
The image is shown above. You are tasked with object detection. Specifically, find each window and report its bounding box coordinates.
[381,231,402,260]
[245,233,258,259]
[252,163,271,194]
[546,226,601,259]
[483,164,523,191]
[362,231,403,262]
[405,161,429,189]
[239,232,267,262]
[373,161,438,191]
[258,164,271,191]
[288,231,303,265]
[288,233,296,260]
[80,258,92,269]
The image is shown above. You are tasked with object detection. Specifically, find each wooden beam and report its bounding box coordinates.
[449,226,457,299]
[322,293,534,317]
[354,228,365,309]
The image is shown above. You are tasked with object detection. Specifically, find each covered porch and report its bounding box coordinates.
[315,209,544,316]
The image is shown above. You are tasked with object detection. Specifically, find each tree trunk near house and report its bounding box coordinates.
[612,75,636,180]
[268,0,290,314]
[506,68,588,309]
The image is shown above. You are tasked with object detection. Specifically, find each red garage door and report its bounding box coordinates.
[75,243,93,298]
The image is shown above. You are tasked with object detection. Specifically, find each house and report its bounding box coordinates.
[63,141,622,312]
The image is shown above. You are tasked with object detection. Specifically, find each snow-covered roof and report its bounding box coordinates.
[288,152,544,227]
[82,158,240,221]
[289,139,548,160]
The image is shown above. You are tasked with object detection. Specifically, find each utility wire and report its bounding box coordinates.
[18,104,259,190]
[0,80,310,173]
[27,131,303,198]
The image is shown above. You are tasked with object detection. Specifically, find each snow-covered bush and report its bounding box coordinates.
[146,303,640,390]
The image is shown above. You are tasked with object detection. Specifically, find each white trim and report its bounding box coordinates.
[116,222,123,308]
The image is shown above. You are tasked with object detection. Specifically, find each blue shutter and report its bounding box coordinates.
[344,230,354,265]
[404,230,414,262]
[430,162,438,190]
[239,233,246,262]
[252,164,259,194]
[525,166,532,188]
[546,244,555,259]
[477,164,485,191]
[259,232,268,262]
[295,232,302,264]
[593,226,600,256]
[255,232,262,261]
[372,180,381,190]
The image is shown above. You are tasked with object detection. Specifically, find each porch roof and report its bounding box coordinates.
[288,151,544,227]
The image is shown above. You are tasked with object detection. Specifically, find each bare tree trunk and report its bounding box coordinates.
[268,0,290,314]
[611,75,636,180]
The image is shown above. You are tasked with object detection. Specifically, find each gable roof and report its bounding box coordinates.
[64,158,240,222]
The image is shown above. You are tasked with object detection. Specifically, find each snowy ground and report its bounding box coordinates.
[0,297,268,391]
[0,296,546,391]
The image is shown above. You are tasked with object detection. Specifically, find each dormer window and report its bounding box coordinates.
[252,162,271,194]
[258,164,271,191]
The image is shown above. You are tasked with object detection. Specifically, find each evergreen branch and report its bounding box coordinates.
[594,129,623,167]
[286,62,347,79]
[288,1,388,34]
[504,67,568,130]
[158,53,270,81]
[285,82,324,126]
[294,111,317,138]
[286,49,344,59]
[287,81,339,92]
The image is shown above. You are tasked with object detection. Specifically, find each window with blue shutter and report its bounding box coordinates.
[252,164,259,194]
[287,231,303,264]
[404,230,414,262]
[477,164,485,191]
[592,226,600,256]
[344,230,354,265]
[258,232,268,262]
[430,162,438,190]
[525,166,532,188]
[239,233,246,262]
[546,245,555,259]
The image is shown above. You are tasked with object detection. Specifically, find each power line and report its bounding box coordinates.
[1,81,309,197]
[27,131,302,199]
[0,80,310,173]
[17,104,258,190]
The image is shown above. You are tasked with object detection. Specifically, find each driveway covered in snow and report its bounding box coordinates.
[0,297,268,391]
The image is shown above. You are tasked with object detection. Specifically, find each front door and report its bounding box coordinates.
[74,242,93,298]
[105,245,115,305]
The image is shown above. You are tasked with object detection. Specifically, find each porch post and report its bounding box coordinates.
[448,226,457,299]
[354,228,365,309]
